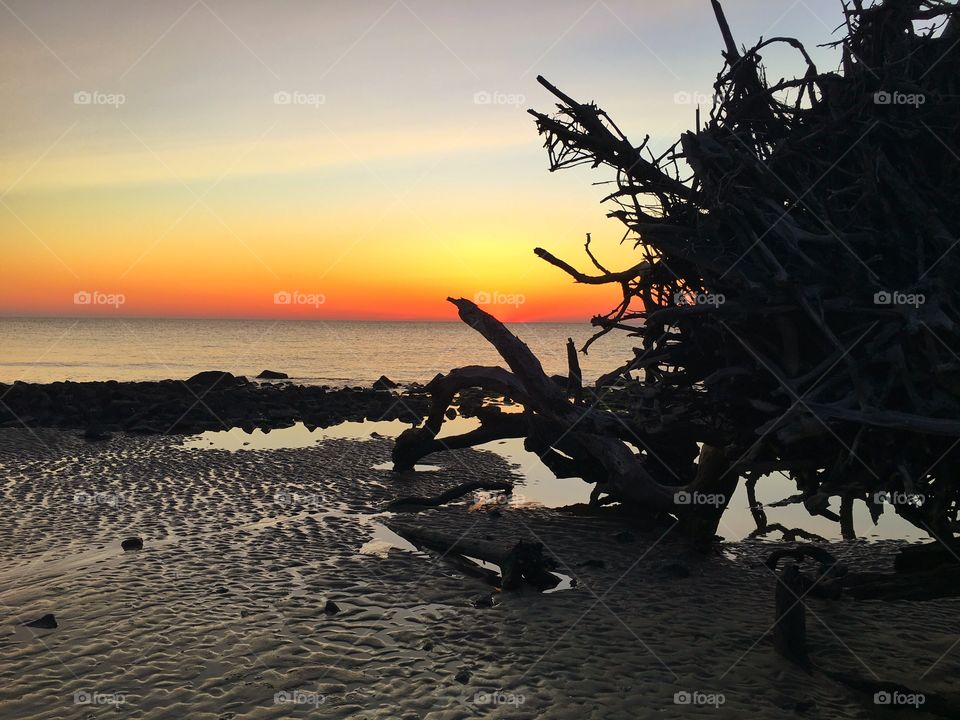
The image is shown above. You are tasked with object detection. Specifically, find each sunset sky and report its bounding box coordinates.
[1,0,845,321]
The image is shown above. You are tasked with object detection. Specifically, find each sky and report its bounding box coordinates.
[0,0,847,322]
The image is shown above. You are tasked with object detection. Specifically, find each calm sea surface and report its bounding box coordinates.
[0,318,638,386]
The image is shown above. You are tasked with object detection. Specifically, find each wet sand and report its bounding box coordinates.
[0,427,956,719]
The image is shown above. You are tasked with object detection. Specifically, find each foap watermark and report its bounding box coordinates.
[74,290,125,308]
[273,290,325,308]
[474,290,525,308]
[74,491,126,507]
[874,290,925,308]
[473,90,525,108]
[73,690,125,706]
[674,291,725,307]
[674,490,726,507]
[274,491,320,508]
[74,90,125,108]
[473,690,525,707]
[874,90,925,108]
[873,490,925,507]
[874,690,925,708]
[274,690,325,708]
[273,91,325,108]
[674,690,725,708]
[673,90,718,106]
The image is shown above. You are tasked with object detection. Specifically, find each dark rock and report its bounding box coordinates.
[323,599,340,614]
[472,594,495,608]
[185,371,245,388]
[444,407,457,420]
[121,537,143,552]
[373,375,398,390]
[24,613,57,629]
[256,369,289,380]
[454,669,470,684]
[0,378,429,436]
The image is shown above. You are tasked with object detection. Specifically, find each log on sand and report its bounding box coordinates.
[391,525,561,591]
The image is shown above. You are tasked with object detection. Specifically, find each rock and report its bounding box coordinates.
[185,371,245,388]
[472,594,495,608]
[24,613,57,629]
[0,378,430,436]
[373,375,398,390]
[121,537,143,552]
[444,407,457,420]
[82,427,112,441]
[454,669,470,684]
[323,599,340,614]
[256,369,288,380]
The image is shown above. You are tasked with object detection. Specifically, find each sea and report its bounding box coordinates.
[0,318,638,386]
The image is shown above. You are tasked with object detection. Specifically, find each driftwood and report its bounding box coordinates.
[771,559,960,717]
[842,566,960,601]
[894,540,960,573]
[391,525,561,591]
[773,564,810,669]
[386,480,513,511]
[748,524,828,543]
[392,0,960,544]
[565,337,582,402]
[765,542,960,600]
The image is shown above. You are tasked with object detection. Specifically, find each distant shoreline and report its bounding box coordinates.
[0,371,429,437]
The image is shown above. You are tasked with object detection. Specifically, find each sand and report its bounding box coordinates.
[0,427,957,719]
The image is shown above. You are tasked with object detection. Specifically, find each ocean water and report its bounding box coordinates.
[0,317,638,386]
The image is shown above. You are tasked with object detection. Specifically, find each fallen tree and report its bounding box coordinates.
[393,0,960,545]
[391,525,562,591]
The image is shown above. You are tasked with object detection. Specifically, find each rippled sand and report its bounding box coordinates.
[0,428,956,719]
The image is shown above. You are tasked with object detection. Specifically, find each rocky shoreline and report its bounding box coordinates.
[0,371,429,436]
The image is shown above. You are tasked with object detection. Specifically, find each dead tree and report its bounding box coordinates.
[393,0,960,544]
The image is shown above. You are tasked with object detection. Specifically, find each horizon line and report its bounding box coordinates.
[0,313,596,325]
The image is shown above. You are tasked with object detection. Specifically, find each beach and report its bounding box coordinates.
[4,0,959,716]
[1,424,956,719]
